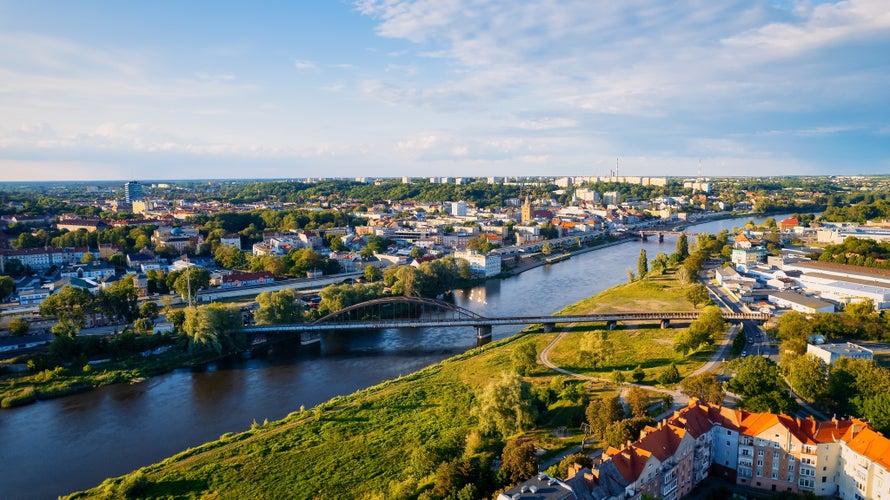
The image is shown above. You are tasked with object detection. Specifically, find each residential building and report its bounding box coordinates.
[220,271,274,288]
[219,234,242,249]
[585,402,890,500]
[56,218,109,233]
[450,200,467,217]
[453,249,501,277]
[807,342,873,366]
[125,181,143,203]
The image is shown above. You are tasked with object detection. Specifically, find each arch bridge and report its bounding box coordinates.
[244,297,770,346]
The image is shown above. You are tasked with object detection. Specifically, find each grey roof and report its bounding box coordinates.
[771,290,833,309]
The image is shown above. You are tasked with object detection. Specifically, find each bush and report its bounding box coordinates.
[8,318,30,336]
[657,364,681,385]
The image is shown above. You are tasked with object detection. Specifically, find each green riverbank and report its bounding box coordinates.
[67,270,711,500]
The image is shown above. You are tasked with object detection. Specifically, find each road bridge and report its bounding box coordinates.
[244,297,770,346]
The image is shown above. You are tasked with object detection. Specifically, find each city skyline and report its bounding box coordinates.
[1,0,888,181]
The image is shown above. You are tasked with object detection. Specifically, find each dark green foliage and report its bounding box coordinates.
[631,365,645,383]
[657,363,681,385]
[586,395,624,437]
[726,356,795,413]
[8,317,30,336]
[500,439,537,485]
[679,373,725,405]
[512,342,538,376]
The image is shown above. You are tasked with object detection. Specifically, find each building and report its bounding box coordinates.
[450,200,467,217]
[125,181,143,203]
[0,247,97,272]
[768,290,835,314]
[731,247,767,268]
[806,342,873,366]
[453,249,501,277]
[586,401,890,500]
[220,271,274,288]
[56,218,109,233]
[521,196,533,223]
[219,235,242,249]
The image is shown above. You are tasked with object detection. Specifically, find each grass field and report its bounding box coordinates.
[66,272,714,499]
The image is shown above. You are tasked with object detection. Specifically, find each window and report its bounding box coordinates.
[822,477,827,483]
[757,468,763,477]
[772,471,778,479]
[726,440,731,446]
[728,430,731,435]
[758,450,764,457]
[758,459,764,467]
[789,465,795,473]
[774,451,780,459]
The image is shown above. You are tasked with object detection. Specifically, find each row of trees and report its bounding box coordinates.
[214,245,340,278]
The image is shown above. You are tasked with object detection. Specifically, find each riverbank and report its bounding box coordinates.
[67,271,713,499]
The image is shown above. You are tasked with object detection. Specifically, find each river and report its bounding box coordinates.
[0,213,794,498]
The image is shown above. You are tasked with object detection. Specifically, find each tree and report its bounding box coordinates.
[96,277,140,324]
[675,233,689,261]
[657,363,681,385]
[500,439,537,485]
[603,417,652,449]
[726,356,794,413]
[182,303,244,354]
[512,342,537,376]
[328,235,344,252]
[363,264,381,283]
[679,373,725,404]
[637,249,648,278]
[169,267,210,303]
[631,365,645,383]
[845,299,877,322]
[541,242,552,255]
[626,269,635,283]
[685,284,710,309]
[675,265,691,286]
[80,252,96,263]
[0,275,14,300]
[409,246,424,259]
[586,395,624,437]
[473,373,538,437]
[787,354,828,402]
[133,317,154,334]
[140,301,160,320]
[626,386,649,417]
[255,289,302,324]
[8,317,30,336]
[40,285,95,337]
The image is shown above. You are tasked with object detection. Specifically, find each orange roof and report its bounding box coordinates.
[605,446,654,483]
[635,424,688,461]
[844,423,890,471]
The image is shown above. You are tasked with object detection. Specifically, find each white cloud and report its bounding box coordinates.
[293,59,318,70]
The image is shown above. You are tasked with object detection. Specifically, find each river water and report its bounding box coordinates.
[0,213,791,498]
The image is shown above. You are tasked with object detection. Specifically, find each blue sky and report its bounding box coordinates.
[0,0,888,181]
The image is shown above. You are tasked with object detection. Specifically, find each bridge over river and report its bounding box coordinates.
[244,297,770,346]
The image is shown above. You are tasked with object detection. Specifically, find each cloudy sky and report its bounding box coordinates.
[1,0,888,181]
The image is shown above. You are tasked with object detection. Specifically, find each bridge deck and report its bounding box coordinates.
[244,311,770,333]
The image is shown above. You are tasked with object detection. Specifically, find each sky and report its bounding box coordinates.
[0,0,888,181]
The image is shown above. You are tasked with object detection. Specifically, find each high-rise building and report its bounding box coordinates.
[125,181,143,203]
[451,200,467,217]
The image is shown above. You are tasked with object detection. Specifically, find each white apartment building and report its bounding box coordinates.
[453,249,501,277]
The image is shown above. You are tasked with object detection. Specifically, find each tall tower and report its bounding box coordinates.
[125,181,143,203]
[521,195,532,223]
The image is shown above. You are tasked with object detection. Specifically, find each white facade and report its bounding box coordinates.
[450,200,467,217]
[806,343,873,366]
[453,249,501,277]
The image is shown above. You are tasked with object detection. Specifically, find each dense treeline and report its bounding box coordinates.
[817,237,890,269]
[773,305,890,432]
[819,194,890,223]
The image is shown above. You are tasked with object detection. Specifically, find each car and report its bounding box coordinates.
[748,338,754,343]
[741,351,748,357]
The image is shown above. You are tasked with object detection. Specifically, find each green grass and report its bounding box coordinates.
[65,273,711,499]
[560,273,695,315]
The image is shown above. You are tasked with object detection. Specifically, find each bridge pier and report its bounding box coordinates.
[475,325,492,347]
[640,232,648,241]
[660,319,670,329]
[301,331,321,346]
[606,320,617,330]
[658,233,664,243]
[543,323,554,333]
